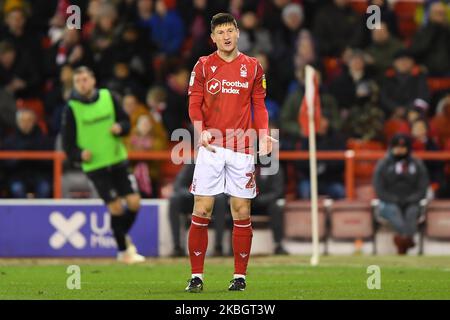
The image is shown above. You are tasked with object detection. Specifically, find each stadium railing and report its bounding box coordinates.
[0,150,449,199]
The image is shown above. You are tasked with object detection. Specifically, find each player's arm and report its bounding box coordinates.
[188,59,215,152]
[61,106,87,165]
[252,61,276,156]
[111,94,131,136]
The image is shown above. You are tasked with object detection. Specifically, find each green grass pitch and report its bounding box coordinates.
[1,256,450,300]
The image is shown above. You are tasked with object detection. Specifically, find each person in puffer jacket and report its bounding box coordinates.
[373,133,429,255]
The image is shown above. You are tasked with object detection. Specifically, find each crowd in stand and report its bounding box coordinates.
[0,0,450,200]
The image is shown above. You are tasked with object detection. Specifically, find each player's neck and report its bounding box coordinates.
[217,48,240,63]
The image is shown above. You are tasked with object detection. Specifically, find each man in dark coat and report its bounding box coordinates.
[373,134,429,254]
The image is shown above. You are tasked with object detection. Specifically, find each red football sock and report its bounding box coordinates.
[188,215,210,274]
[232,218,253,276]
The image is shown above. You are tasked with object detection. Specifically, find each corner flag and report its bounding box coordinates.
[298,67,321,136]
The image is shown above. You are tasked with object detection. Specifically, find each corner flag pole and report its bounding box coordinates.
[305,65,320,266]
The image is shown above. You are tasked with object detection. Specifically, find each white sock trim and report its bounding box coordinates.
[234,223,252,228]
[234,274,246,279]
[192,273,203,280]
[192,220,209,227]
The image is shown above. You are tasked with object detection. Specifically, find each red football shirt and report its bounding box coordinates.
[188,51,269,154]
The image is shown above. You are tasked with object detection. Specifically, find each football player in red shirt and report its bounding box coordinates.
[185,12,276,292]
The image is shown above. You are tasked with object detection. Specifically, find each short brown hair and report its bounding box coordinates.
[210,13,238,32]
[73,66,95,78]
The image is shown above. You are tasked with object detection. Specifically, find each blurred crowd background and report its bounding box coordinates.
[1,0,450,200]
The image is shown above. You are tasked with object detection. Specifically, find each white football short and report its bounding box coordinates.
[190,146,256,199]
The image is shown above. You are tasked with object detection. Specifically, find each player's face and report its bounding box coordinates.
[211,23,239,54]
[73,71,96,97]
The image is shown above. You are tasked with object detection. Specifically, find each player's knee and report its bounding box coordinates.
[126,193,141,211]
[108,199,124,215]
[232,203,251,220]
[193,207,213,218]
[193,199,214,217]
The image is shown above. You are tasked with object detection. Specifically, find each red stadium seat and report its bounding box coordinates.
[419,200,450,254]
[423,200,450,238]
[327,199,377,254]
[283,200,330,254]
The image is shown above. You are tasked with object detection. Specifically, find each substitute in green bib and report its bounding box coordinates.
[62,66,145,264]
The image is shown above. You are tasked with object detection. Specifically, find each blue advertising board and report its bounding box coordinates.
[0,200,159,257]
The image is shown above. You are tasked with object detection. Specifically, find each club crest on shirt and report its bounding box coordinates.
[262,74,267,90]
[240,64,247,77]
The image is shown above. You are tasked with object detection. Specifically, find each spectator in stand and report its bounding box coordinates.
[149,0,185,56]
[168,164,229,257]
[431,95,450,198]
[365,22,404,82]
[431,94,450,150]
[259,0,290,32]
[135,0,154,38]
[81,0,102,41]
[44,64,74,136]
[373,134,429,255]
[0,1,43,74]
[254,52,284,121]
[124,114,168,198]
[1,109,53,198]
[280,67,340,149]
[112,23,155,88]
[0,84,16,132]
[178,0,218,69]
[228,0,251,21]
[238,9,272,56]
[380,49,430,119]
[328,49,384,140]
[410,118,444,191]
[89,1,123,80]
[329,49,378,111]
[146,85,167,126]
[101,61,145,100]
[123,91,168,152]
[271,3,305,89]
[123,93,152,131]
[47,0,69,45]
[312,0,359,57]
[292,30,323,89]
[164,67,190,135]
[45,28,93,82]
[0,40,40,99]
[296,111,346,200]
[352,0,399,49]
[410,1,450,76]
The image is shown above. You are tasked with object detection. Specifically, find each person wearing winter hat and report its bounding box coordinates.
[373,133,429,254]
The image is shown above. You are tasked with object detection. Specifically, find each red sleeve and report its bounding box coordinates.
[252,61,269,136]
[188,59,205,132]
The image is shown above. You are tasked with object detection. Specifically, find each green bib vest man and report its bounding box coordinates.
[62,66,145,264]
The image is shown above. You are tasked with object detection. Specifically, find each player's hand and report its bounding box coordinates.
[110,123,122,135]
[81,150,92,162]
[258,135,278,156]
[201,130,216,153]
